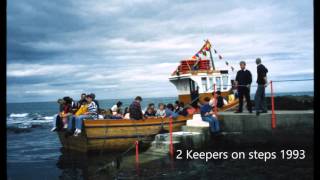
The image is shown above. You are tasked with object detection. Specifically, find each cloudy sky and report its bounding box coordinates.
[7,0,313,103]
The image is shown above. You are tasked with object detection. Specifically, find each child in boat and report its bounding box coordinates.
[156,103,166,117]
[144,107,156,118]
[200,97,220,134]
[164,103,179,118]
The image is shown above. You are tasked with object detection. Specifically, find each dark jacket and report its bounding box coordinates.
[129,101,143,120]
[144,110,156,117]
[257,64,268,85]
[235,69,252,86]
[217,96,224,108]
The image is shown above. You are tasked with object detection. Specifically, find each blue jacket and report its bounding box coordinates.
[165,108,179,118]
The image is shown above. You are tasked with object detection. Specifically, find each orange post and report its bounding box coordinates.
[135,141,139,163]
[169,117,174,159]
[135,141,140,175]
[270,81,276,129]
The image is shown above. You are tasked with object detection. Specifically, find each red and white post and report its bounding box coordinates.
[270,81,276,129]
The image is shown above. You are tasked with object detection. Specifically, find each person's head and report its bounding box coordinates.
[89,93,96,100]
[216,91,221,96]
[158,103,165,110]
[204,97,211,103]
[166,103,174,111]
[135,96,142,102]
[116,101,123,107]
[256,58,261,65]
[175,100,180,105]
[81,93,86,99]
[179,102,184,108]
[63,96,72,105]
[147,107,153,113]
[148,103,155,109]
[57,99,65,105]
[239,61,246,70]
[86,94,93,102]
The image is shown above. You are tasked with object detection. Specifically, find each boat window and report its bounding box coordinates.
[209,77,214,91]
[222,76,228,90]
[215,77,221,91]
[201,77,208,92]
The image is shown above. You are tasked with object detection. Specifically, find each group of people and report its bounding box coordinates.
[51,93,100,136]
[51,94,195,136]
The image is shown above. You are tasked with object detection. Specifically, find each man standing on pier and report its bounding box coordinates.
[235,61,252,113]
[255,58,268,116]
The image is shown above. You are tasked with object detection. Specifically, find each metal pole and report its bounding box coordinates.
[209,47,215,70]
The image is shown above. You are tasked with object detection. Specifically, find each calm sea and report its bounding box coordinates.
[7,92,313,179]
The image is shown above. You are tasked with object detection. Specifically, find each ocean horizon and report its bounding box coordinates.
[6,91,314,104]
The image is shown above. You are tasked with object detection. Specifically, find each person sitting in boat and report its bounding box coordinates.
[89,93,101,114]
[123,107,130,119]
[75,100,88,116]
[129,96,144,120]
[201,97,220,134]
[103,109,113,119]
[174,101,183,114]
[76,93,87,109]
[111,101,123,115]
[179,102,190,116]
[73,94,98,136]
[156,103,166,117]
[165,103,179,119]
[143,103,156,115]
[61,96,74,129]
[144,107,156,118]
[51,98,65,131]
[111,109,123,119]
[209,91,227,108]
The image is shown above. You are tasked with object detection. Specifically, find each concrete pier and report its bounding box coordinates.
[148,110,314,153]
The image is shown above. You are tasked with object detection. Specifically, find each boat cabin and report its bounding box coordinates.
[169,58,233,105]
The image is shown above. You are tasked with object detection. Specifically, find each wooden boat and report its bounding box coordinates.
[57,40,238,152]
[57,115,192,152]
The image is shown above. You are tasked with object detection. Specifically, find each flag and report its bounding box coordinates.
[206,41,211,49]
[219,55,223,59]
[225,61,229,66]
[192,55,197,59]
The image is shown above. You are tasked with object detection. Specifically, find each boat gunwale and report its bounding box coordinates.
[83,115,193,127]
